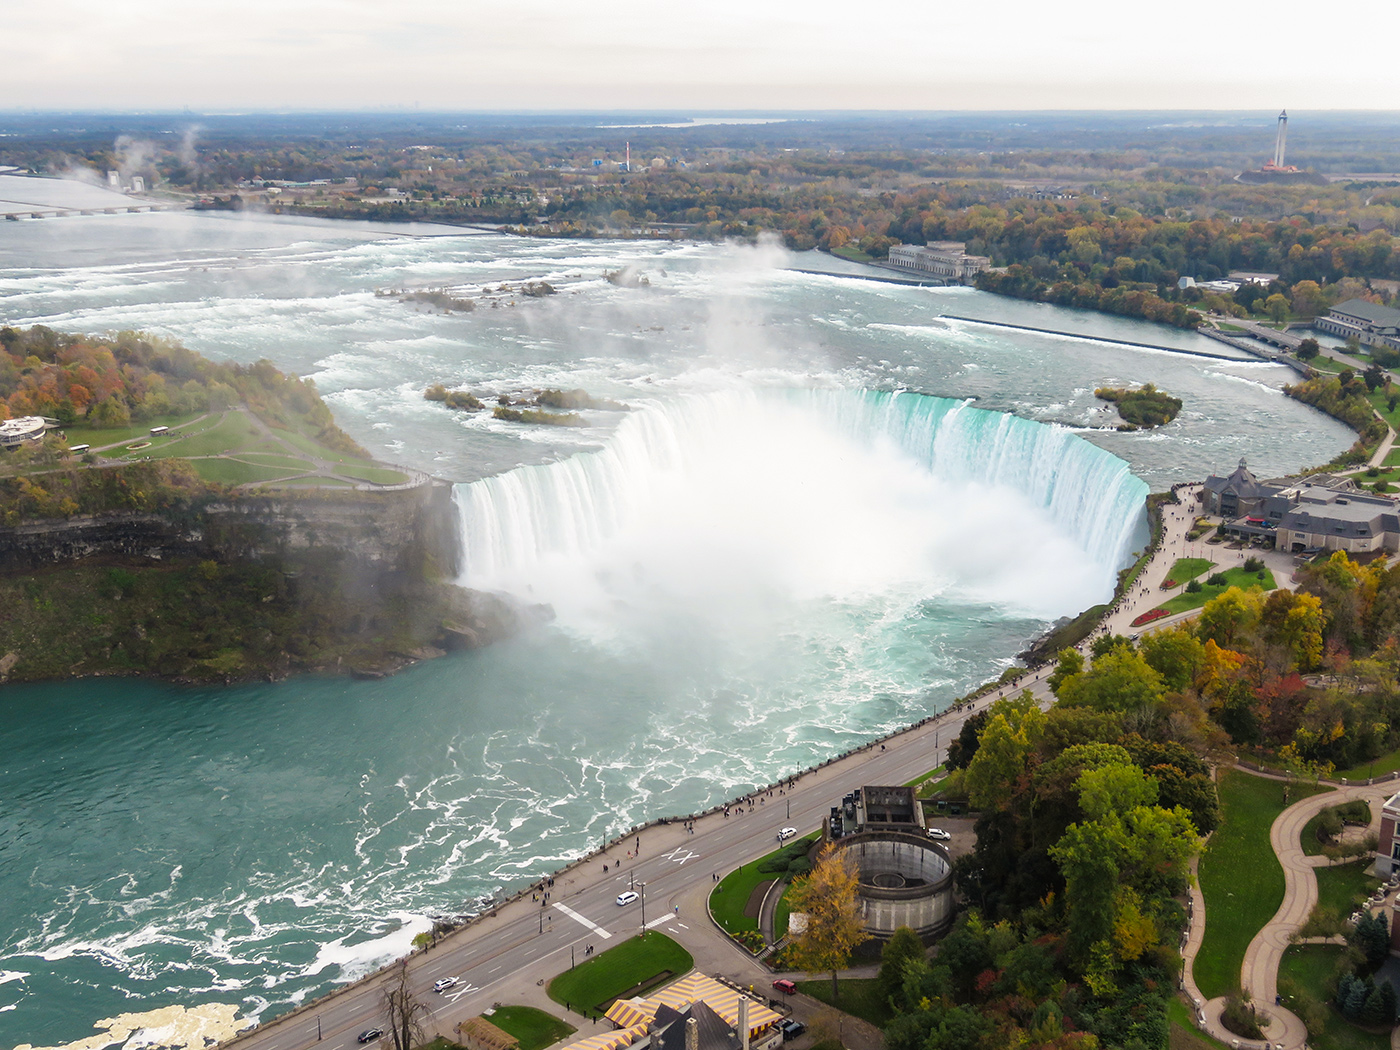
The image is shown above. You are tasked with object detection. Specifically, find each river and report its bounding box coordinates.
[0,210,1352,1049]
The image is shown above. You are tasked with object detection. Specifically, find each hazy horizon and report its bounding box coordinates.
[7,0,1399,112]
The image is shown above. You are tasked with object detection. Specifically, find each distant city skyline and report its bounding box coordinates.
[6,0,1400,111]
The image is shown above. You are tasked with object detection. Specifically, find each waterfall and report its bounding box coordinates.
[453,389,1147,612]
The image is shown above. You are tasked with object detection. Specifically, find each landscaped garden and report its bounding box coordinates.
[709,833,818,944]
[1194,770,1329,999]
[1278,945,1393,1050]
[1157,564,1277,616]
[546,933,692,1021]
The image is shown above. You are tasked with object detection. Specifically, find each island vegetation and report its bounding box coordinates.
[1094,383,1183,428]
[0,324,534,685]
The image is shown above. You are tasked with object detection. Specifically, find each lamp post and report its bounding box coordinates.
[317,1017,322,1042]
[640,883,647,934]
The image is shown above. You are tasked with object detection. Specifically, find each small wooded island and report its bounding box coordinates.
[1094,383,1183,429]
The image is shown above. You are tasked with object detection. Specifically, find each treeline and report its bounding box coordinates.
[0,325,364,456]
[1285,371,1391,464]
[0,460,207,525]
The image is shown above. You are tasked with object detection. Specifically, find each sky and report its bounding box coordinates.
[5,0,1400,111]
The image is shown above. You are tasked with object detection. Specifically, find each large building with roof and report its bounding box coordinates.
[1202,458,1400,554]
[562,974,782,1050]
[0,415,50,449]
[886,242,990,284]
[1316,299,1400,351]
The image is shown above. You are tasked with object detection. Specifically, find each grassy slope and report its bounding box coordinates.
[710,834,819,936]
[546,934,691,1020]
[795,977,893,1028]
[1315,861,1379,917]
[487,1006,575,1050]
[1278,945,1392,1050]
[1195,770,1330,999]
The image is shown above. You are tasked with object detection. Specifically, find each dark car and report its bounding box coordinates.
[358,1030,384,1044]
[780,1020,806,1041]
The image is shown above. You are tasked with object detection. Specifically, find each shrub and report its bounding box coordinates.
[1220,997,1264,1039]
[1243,556,1264,573]
[1207,572,1228,586]
[1186,580,1203,593]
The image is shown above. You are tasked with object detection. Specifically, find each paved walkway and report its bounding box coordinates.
[1181,771,1394,1049]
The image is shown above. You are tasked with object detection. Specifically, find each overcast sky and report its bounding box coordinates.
[5,0,1399,111]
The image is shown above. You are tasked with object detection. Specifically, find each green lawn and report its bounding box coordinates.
[336,463,410,485]
[795,977,893,1028]
[69,411,207,447]
[1336,748,1400,780]
[710,834,819,936]
[1315,861,1379,917]
[546,933,691,1020]
[830,244,875,265]
[1164,557,1216,585]
[1310,355,1350,374]
[1157,566,1277,615]
[235,452,318,470]
[191,459,304,485]
[1166,997,1230,1050]
[487,1006,575,1050]
[1278,945,1392,1050]
[1195,770,1331,999]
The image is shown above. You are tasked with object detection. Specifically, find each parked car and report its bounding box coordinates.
[926,827,951,841]
[776,827,797,842]
[616,890,640,906]
[358,1030,384,1044]
[781,1020,807,1041]
[434,977,458,992]
[772,979,797,994]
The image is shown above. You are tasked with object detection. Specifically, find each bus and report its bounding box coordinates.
[149,425,169,436]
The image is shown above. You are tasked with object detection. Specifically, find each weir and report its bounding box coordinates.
[452,388,1148,589]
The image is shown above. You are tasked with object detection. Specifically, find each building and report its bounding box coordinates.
[886,242,990,284]
[825,786,955,943]
[1316,300,1400,352]
[1377,793,1400,876]
[0,415,49,449]
[1203,458,1400,554]
[556,973,784,1050]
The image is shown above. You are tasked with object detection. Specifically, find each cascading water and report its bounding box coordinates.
[454,388,1148,635]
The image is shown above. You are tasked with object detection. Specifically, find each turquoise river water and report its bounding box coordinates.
[0,211,1353,1049]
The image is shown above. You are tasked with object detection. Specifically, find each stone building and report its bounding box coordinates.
[886,242,990,284]
[1315,299,1400,351]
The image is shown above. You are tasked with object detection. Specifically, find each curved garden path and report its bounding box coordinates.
[1183,770,1393,1049]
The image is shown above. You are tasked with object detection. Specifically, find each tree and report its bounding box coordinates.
[1056,648,1165,714]
[382,961,432,1050]
[1290,280,1329,319]
[877,926,925,1008]
[786,843,867,999]
[1296,337,1320,361]
[1264,293,1290,322]
[1139,625,1205,693]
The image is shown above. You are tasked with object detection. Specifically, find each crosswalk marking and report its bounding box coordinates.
[554,902,614,939]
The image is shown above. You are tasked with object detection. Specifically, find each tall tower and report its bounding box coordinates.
[1273,110,1288,168]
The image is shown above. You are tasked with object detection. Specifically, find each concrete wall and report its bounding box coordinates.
[834,832,956,942]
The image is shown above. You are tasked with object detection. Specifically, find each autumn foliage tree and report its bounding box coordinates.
[786,843,866,1000]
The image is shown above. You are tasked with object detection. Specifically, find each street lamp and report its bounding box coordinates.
[639,883,647,934]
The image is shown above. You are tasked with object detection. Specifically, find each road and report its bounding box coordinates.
[217,686,1032,1050]
[222,487,1216,1050]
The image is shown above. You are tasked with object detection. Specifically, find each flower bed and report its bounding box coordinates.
[1131,608,1169,628]
[1161,579,1179,590]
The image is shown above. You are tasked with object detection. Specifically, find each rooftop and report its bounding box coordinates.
[1331,299,1400,327]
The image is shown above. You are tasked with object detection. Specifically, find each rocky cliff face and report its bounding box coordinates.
[0,480,462,579]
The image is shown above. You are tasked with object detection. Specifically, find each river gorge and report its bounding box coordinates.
[0,211,1354,1049]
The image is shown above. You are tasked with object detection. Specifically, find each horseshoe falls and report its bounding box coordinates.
[455,388,1148,640]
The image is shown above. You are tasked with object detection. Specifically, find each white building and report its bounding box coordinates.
[887,242,991,284]
[0,415,49,449]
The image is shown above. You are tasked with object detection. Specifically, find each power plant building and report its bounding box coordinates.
[887,242,990,284]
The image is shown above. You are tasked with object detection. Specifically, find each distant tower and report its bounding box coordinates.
[625,141,631,173]
[1273,110,1288,168]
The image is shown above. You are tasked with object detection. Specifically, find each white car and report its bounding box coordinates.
[433,977,458,993]
[926,827,951,841]
[776,827,797,842]
[616,891,640,906]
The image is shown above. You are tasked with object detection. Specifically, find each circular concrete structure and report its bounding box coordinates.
[832,831,956,943]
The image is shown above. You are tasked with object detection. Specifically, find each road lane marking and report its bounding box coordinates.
[553,902,613,939]
[662,847,696,865]
[444,983,479,1003]
[644,914,674,929]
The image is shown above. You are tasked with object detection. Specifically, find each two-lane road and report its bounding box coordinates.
[224,682,1050,1050]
